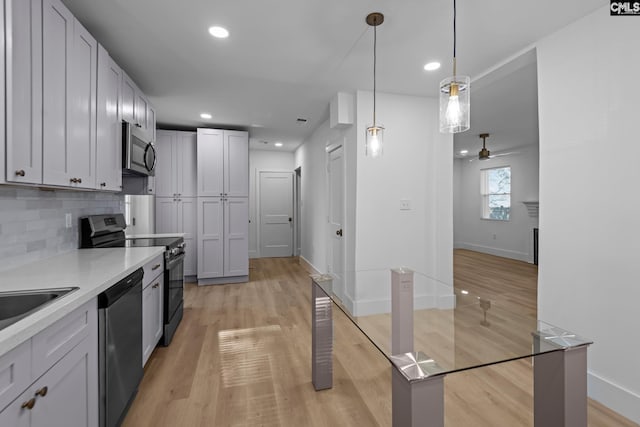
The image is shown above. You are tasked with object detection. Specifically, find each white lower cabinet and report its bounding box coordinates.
[197,197,248,281]
[0,298,98,427]
[142,272,163,367]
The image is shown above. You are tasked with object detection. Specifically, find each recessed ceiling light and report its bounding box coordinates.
[424,62,441,71]
[459,150,468,155]
[274,142,283,147]
[200,113,212,119]
[208,26,229,39]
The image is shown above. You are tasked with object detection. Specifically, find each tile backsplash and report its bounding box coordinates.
[0,186,123,272]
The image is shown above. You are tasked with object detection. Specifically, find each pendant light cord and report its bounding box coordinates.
[453,0,457,77]
[373,23,377,126]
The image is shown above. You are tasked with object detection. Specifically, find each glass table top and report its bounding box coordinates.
[311,268,591,380]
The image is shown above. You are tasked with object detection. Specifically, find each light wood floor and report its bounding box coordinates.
[122,252,637,427]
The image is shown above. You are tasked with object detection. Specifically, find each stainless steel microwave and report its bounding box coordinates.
[122,122,156,176]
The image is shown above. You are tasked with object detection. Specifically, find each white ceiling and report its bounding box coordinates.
[62,0,604,152]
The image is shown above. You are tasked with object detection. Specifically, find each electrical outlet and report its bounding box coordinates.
[65,213,72,229]
[400,199,411,210]
[492,233,497,240]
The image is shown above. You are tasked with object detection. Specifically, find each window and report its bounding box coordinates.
[481,166,511,220]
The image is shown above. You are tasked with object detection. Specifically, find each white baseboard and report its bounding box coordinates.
[588,371,640,424]
[353,294,446,317]
[248,249,258,259]
[299,256,322,275]
[455,242,531,263]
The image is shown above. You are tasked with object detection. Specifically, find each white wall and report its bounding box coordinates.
[353,91,453,315]
[537,6,640,422]
[248,149,295,258]
[295,90,453,316]
[294,119,354,273]
[454,145,539,262]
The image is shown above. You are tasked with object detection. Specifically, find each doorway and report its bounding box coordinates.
[294,167,302,256]
[259,171,294,257]
[326,143,345,302]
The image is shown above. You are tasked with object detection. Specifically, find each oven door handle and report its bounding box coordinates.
[165,252,185,270]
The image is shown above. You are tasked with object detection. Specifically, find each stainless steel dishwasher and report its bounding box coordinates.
[98,268,144,427]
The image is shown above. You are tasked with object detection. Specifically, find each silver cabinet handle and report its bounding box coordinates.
[152,283,160,289]
[152,264,161,271]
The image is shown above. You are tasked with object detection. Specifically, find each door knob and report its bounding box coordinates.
[15,169,26,177]
[336,229,343,237]
[288,217,292,222]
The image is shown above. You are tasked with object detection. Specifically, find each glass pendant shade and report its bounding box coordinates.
[439,75,470,133]
[366,125,384,158]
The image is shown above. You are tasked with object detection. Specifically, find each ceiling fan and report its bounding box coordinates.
[469,133,518,162]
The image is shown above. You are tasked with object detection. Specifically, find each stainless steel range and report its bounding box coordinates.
[79,213,185,346]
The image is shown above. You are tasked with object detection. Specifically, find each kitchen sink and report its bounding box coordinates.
[0,287,79,331]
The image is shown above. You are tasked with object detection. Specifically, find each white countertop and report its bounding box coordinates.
[125,233,185,238]
[0,247,165,356]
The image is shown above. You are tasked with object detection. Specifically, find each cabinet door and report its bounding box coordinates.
[152,280,163,349]
[142,277,162,367]
[197,128,224,197]
[224,131,249,197]
[177,132,197,197]
[178,198,197,276]
[0,386,31,427]
[68,19,97,188]
[96,45,122,191]
[135,91,148,130]
[197,197,224,278]
[224,198,249,276]
[30,335,98,427]
[121,72,135,124]
[147,105,156,143]
[41,0,73,187]
[6,0,42,185]
[156,197,177,233]
[154,131,176,197]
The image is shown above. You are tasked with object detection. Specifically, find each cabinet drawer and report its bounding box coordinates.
[0,340,31,413]
[32,298,97,380]
[143,254,164,288]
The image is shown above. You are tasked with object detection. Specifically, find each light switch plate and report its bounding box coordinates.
[65,213,72,229]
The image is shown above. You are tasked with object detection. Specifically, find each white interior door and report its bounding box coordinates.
[327,145,344,302]
[259,171,294,258]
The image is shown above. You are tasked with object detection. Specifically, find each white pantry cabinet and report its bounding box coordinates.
[0,298,98,427]
[196,129,249,284]
[5,0,42,185]
[156,197,197,276]
[41,0,97,189]
[155,130,197,198]
[96,45,123,192]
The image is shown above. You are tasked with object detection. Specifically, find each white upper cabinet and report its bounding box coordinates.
[135,90,148,132]
[155,130,196,197]
[147,105,156,143]
[196,128,224,197]
[121,72,155,142]
[6,0,43,185]
[121,72,136,125]
[224,131,249,197]
[197,129,248,198]
[96,45,122,192]
[42,0,97,189]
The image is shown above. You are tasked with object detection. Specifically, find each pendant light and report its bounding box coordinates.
[366,12,384,158]
[478,133,490,160]
[439,0,470,133]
